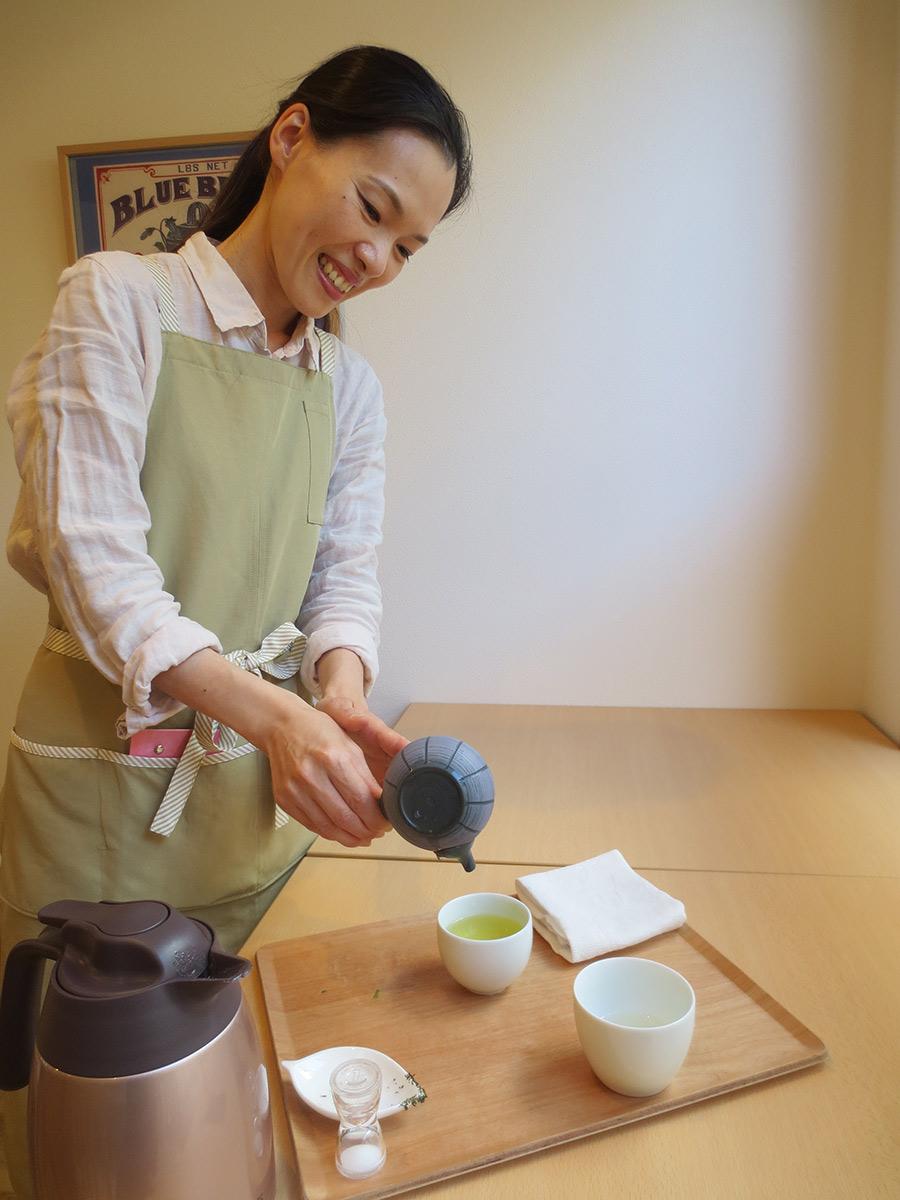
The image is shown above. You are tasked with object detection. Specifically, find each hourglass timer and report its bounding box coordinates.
[330,1058,386,1179]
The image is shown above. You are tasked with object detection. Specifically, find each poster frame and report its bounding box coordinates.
[58,132,253,262]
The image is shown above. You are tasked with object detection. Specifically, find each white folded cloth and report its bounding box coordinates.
[516,849,686,963]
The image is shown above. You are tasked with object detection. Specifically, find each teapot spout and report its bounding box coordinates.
[436,844,476,872]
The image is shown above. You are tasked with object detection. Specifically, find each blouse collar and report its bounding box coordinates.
[178,233,318,362]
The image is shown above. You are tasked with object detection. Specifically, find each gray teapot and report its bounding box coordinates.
[380,735,494,871]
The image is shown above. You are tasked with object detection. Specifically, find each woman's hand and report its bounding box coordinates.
[316,696,409,786]
[262,694,392,847]
[314,647,409,787]
[153,647,393,847]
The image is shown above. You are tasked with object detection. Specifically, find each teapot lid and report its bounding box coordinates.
[33,899,250,1078]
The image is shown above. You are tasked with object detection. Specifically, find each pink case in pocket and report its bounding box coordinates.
[129,729,219,757]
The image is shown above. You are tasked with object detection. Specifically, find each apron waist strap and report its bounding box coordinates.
[150,622,306,836]
[42,625,88,660]
[8,729,257,769]
[40,621,307,836]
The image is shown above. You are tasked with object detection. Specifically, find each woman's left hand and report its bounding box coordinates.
[316,696,409,786]
[314,647,408,786]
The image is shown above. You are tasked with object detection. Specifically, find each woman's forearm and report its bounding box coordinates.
[314,647,367,706]
[154,648,299,751]
[152,648,391,846]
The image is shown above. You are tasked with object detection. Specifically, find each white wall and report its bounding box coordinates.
[1,0,898,766]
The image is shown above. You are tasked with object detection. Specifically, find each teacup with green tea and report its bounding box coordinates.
[437,893,532,994]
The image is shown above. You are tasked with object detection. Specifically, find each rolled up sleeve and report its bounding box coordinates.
[6,254,222,733]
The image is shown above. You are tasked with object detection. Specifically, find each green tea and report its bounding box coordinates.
[447,914,524,940]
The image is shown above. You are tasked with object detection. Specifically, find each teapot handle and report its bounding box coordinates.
[0,928,64,1091]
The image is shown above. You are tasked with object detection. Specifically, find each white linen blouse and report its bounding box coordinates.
[6,233,385,735]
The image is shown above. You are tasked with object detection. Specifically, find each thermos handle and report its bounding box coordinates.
[0,928,64,1091]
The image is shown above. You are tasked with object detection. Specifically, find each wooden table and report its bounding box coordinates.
[243,707,900,1199]
[308,705,900,876]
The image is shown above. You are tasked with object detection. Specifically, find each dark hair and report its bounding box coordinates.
[197,45,471,247]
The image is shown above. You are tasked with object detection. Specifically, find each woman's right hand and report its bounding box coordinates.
[261,694,392,847]
[153,648,391,847]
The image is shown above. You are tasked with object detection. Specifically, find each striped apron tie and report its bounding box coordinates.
[149,622,307,836]
[24,620,308,836]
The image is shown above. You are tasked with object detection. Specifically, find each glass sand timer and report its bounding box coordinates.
[330,1058,386,1179]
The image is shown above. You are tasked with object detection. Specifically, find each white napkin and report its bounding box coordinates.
[516,849,686,963]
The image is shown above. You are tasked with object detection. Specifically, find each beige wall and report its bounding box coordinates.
[863,2,900,739]
[1,0,899,772]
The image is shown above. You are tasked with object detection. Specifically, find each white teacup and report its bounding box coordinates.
[573,957,695,1096]
[437,893,533,995]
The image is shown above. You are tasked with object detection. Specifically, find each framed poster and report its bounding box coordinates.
[58,133,253,263]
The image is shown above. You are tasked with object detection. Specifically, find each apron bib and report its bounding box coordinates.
[0,259,337,954]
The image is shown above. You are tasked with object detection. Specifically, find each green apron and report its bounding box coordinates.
[0,258,337,1194]
[1,256,337,947]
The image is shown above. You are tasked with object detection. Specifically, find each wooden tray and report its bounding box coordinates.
[257,915,827,1200]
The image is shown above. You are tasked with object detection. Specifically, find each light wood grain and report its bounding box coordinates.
[258,916,824,1200]
[241,858,900,1200]
[307,706,900,875]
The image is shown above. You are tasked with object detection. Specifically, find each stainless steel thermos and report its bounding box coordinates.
[0,899,274,1200]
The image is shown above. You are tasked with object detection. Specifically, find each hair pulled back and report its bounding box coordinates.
[197,45,471,248]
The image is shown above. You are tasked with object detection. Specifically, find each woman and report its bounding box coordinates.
[0,44,470,1195]
[1,45,471,957]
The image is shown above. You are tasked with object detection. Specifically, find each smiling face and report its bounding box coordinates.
[252,105,456,331]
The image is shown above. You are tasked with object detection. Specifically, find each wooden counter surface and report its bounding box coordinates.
[308,706,900,875]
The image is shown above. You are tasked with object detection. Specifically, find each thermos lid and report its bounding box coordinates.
[3,900,251,1082]
[40,898,216,998]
